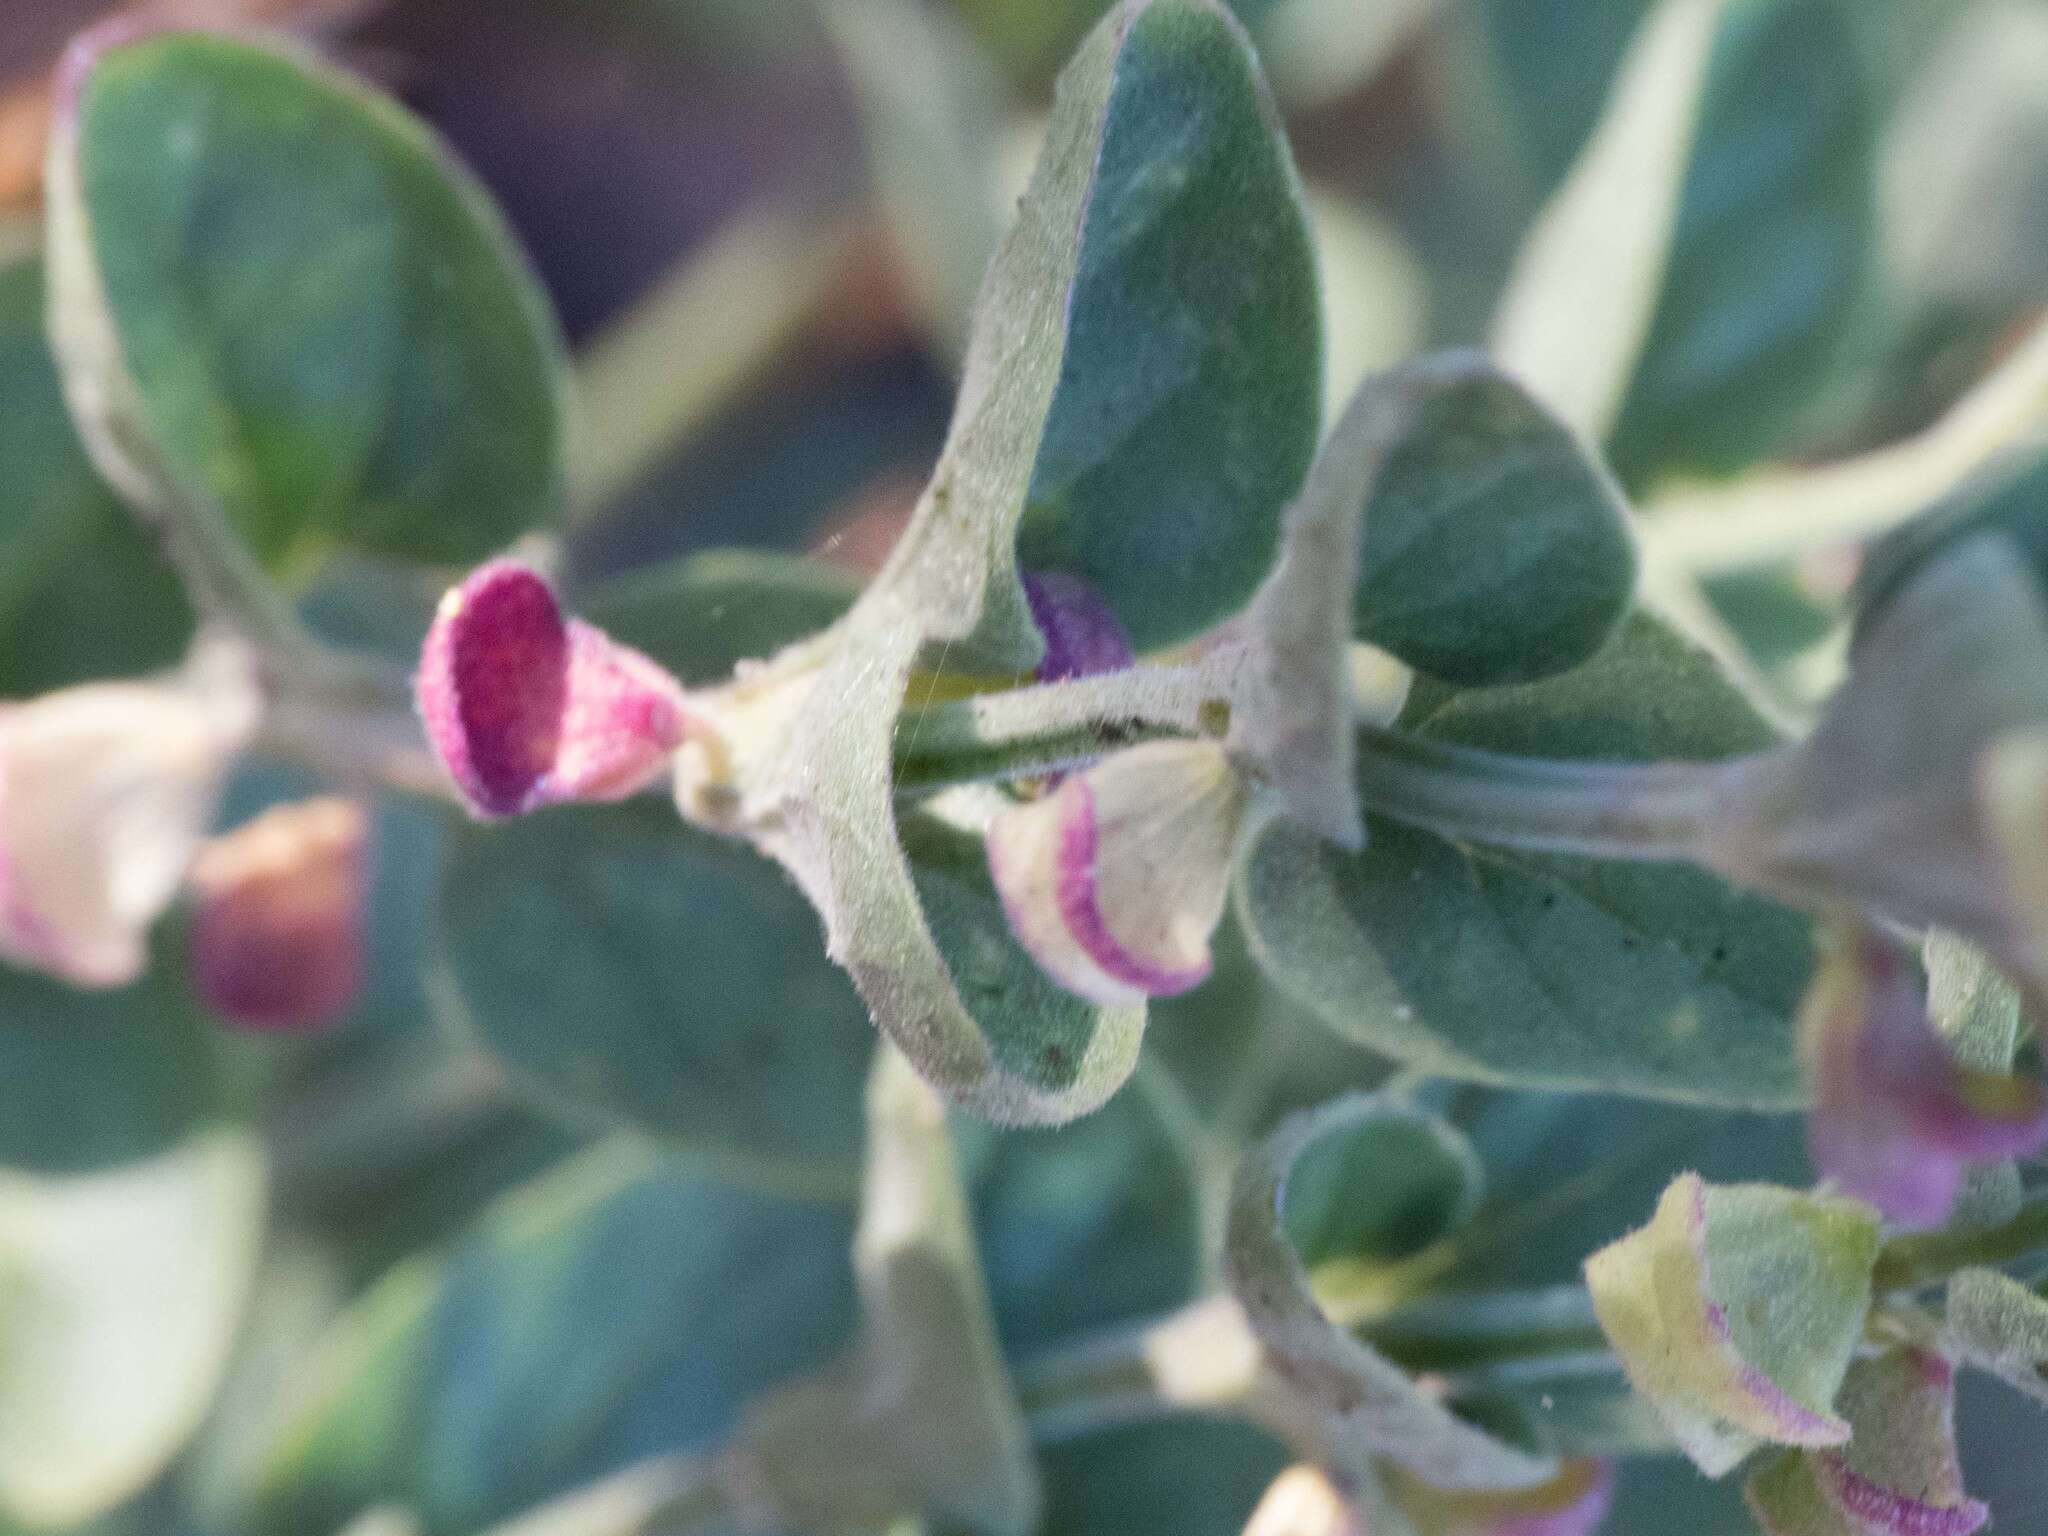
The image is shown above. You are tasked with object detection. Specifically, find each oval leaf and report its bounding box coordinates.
[1237,613,1815,1106]
[441,802,874,1179]
[47,24,567,569]
[247,1142,855,1535]
[1349,354,1638,687]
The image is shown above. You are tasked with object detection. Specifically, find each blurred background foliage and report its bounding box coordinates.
[0,1,2045,1533]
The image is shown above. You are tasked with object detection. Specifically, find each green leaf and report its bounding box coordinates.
[1348,355,1638,686]
[724,0,1312,1122]
[1223,1094,1557,1491]
[579,549,857,686]
[1237,612,1815,1106]
[724,1051,1039,1536]
[963,1080,1199,1350]
[1608,0,1882,482]
[1011,0,1321,649]
[0,254,190,695]
[246,1141,855,1536]
[0,1132,266,1529]
[1584,1175,1879,1476]
[0,937,224,1175]
[1038,1418,1289,1536]
[1280,1099,1482,1270]
[47,26,567,570]
[440,801,873,1182]
[1925,935,2029,1229]
[1944,1267,2048,1407]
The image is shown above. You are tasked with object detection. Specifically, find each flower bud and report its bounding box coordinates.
[1022,570,1135,682]
[1800,925,2048,1229]
[1242,1466,1371,1536]
[187,796,367,1031]
[0,640,258,988]
[415,561,694,818]
[1746,1348,1987,1536]
[1584,1174,1879,1476]
[985,740,1247,1006]
[1389,1458,1615,1536]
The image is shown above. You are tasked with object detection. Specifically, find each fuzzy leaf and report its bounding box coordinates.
[1944,1267,2048,1407]
[1224,1095,1557,1492]
[440,802,873,1178]
[247,1142,856,1535]
[0,1132,266,1529]
[1584,1175,1879,1476]
[46,24,566,569]
[1009,0,1321,650]
[730,0,1316,1121]
[0,253,189,695]
[1744,1349,1986,1536]
[1347,354,1638,687]
[1238,613,1815,1105]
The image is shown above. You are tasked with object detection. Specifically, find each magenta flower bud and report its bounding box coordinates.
[1392,1459,1616,1536]
[985,740,1246,1006]
[188,797,367,1032]
[416,561,694,818]
[1022,571,1135,682]
[1802,926,2048,1229]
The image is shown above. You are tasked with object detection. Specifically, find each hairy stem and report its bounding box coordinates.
[1872,1190,2048,1293]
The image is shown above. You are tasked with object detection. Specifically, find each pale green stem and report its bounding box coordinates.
[1872,1190,2048,1293]
[897,668,1739,860]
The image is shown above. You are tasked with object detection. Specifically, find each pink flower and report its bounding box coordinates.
[985,740,1246,1006]
[1801,926,2048,1229]
[0,641,257,988]
[416,561,695,818]
[187,797,367,1032]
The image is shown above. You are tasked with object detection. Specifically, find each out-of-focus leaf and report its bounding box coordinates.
[441,801,873,1180]
[1038,1417,1290,1536]
[1349,354,1638,687]
[246,1141,856,1536]
[723,1051,1039,1536]
[46,26,566,570]
[0,252,189,695]
[0,935,223,1175]
[1881,1,2048,315]
[1946,1268,2048,1407]
[1608,0,1883,482]
[1238,613,1814,1106]
[822,0,1005,360]
[1850,445,2048,626]
[1474,0,1660,195]
[1490,0,1722,440]
[962,1079,1199,1351]
[0,1131,266,1529]
[580,548,856,685]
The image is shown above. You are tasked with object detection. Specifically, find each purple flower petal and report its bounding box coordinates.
[1803,927,2048,1228]
[1022,571,1135,682]
[416,562,692,818]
